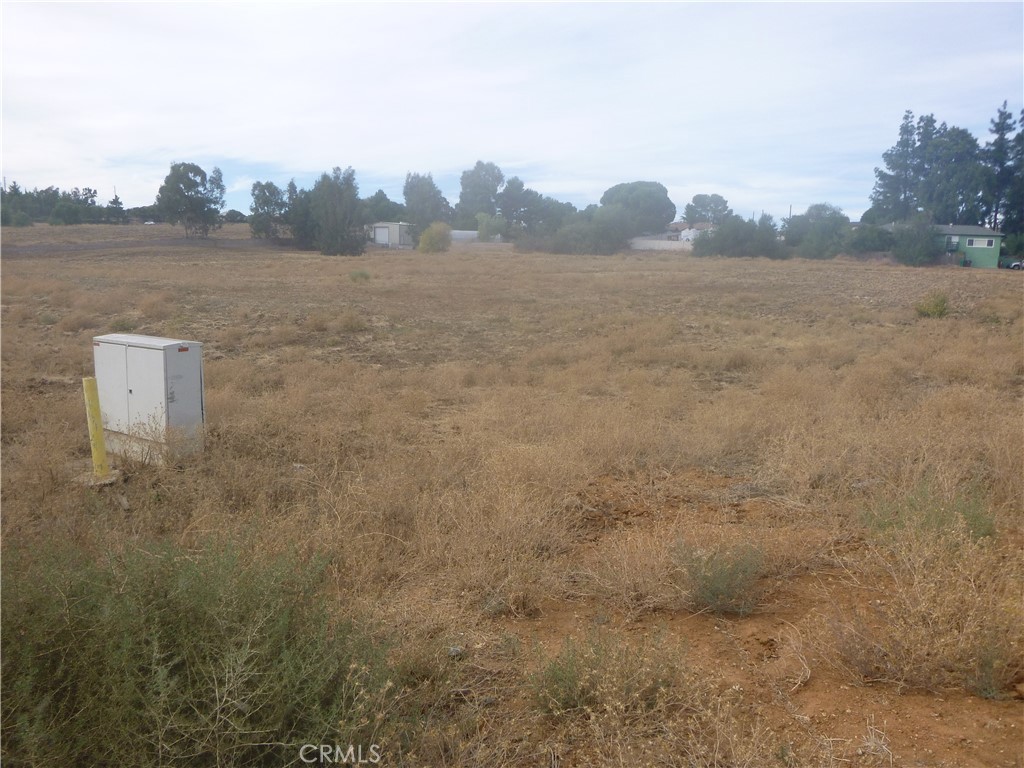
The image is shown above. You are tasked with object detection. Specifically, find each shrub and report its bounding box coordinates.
[861,479,995,541]
[914,290,949,318]
[349,269,371,283]
[675,541,764,615]
[518,205,634,255]
[529,631,775,762]
[531,631,678,718]
[892,219,944,266]
[828,527,1022,696]
[1,541,404,766]
[843,224,894,254]
[693,214,782,259]
[108,316,136,333]
[417,221,452,253]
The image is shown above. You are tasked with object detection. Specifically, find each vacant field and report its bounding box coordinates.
[2,223,1022,766]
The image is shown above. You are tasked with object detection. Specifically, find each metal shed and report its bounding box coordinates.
[371,222,414,248]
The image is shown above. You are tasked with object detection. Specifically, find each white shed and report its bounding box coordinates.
[93,333,205,461]
[371,222,414,248]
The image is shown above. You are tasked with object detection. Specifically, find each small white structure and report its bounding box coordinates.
[92,334,205,461]
[370,222,414,248]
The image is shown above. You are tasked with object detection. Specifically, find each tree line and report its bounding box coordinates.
[867,102,1022,233]
[247,161,677,256]
[690,102,1023,263]
[0,184,130,227]
[3,101,1019,263]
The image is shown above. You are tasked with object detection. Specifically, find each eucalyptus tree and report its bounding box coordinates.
[156,162,225,237]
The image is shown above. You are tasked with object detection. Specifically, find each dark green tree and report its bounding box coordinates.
[917,125,986,225]
[753,213,783,258]
[155,162,226,237]
[403,172,452,242]
[362,189,406,223]
[497,177,576,239]
[49,200,83,225]
[983,101,1018,229]
[683,193,732,226]
[126,204,160,223]
[286,180,316,249]
[600,181,676,236]
[496,176,529,229]
[106,193,126,223]
[1,181,23,225]
[249,181,288,240]
[693,213,782,258]
[871,110,919,222]
[843,224,894,254]
[309,167,364,256]
[49,187,100,225]
[891,216,944,266]
[783,203,850,258]
[1002,109,1024,235]
[543,204,632,255]
[35,187,61,220]
[453,161,504,229]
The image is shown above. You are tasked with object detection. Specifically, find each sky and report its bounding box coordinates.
[2,2,1022,223]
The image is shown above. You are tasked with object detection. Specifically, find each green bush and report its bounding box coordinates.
[693,213,782,259]
[6,211,33,227]
[861,480,995,541]
[914,290,950,318]
[843,224,894,254]
[417,221,452,253]
[1,541,403,766]
[108,316,136,332]
[675,542,764,615]
[531,632,677,717]
[349,269,371,283]
[892,219,944,266]
[1004,233,1024,256]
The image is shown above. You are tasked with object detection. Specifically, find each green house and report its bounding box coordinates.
[933,225,1004,268]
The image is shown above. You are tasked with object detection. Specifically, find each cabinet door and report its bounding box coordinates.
[126,346,167,439]
[165,346,204,432]
[94,342,129,432]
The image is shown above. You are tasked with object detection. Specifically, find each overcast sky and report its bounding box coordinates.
[3,2,1022,222]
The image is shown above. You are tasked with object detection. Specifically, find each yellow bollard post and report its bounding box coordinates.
[82,376,111,479]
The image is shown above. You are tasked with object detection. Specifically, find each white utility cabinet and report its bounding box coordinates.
[93,333,205,461]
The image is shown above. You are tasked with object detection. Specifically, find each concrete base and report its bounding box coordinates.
[74,469,124,487]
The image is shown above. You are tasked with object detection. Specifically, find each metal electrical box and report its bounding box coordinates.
[92,333,205,461]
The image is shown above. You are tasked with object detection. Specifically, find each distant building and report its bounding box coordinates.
[369,222,413,249]
[881,223,1004,268]
[932,225,1003,268]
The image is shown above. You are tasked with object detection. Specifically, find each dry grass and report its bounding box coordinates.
[2,224,1022,765]
[824,501,1023,696]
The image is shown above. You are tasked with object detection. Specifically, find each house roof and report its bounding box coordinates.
[669,220,716,231]
[880,223,1003,237]
[932,224,1002,237]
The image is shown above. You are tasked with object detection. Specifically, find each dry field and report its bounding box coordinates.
[2,223,1023,766]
